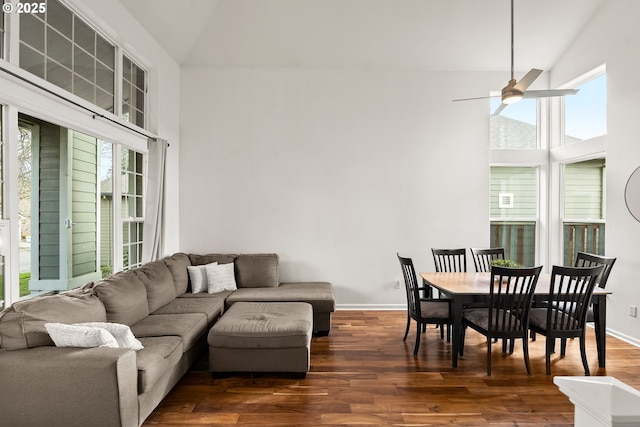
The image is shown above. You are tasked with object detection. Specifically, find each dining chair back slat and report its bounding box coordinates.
[432,248,467,272]
[470,247,505,272]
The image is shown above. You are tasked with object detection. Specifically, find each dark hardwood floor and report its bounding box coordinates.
[144,310,640,426]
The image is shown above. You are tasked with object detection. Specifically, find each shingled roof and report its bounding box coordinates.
[490,115,582,148]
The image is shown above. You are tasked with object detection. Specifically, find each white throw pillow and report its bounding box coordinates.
[187,262,217,293]
[205,262,237,293]
[44,323,119,348]
[75,322,144,350]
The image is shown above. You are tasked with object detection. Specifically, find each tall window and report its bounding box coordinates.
[489,67,607,269]
[121,148,143,270]
[564,74,607,144]
[563,159,606,264]
[490,166,538,266]
[122,55,146,128]
[18,0,116,112]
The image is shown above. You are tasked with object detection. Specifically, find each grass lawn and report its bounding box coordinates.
[20,272,30,297]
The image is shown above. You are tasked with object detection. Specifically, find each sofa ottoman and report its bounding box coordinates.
[207,302,313,377]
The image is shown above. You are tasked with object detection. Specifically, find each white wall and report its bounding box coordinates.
[180,68,495,307]
[550,0,640,344]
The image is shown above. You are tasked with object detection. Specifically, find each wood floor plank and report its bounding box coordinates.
[143,310,640,426]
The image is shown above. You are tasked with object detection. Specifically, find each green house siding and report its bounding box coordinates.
[71,132,98,278]
[37,125,60,280]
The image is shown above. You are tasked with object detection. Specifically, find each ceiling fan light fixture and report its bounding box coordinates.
[502,93,523,104]
[501,79,523,104]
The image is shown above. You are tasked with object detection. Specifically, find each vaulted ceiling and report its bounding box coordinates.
[119,0,602,73]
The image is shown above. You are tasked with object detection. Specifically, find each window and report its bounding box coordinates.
[121,148,143,270]
[0,3,150,307]
[564,74,607,144]
[563,159,606,265]
[122,55,146,128]
[490,98,538,149]
[18,0,116,112]
[12,113,144,296]
[490,166,538,266]
[489,68,607,270]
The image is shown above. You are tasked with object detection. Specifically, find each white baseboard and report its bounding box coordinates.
[336,304,405,310]
[606,329,640,348]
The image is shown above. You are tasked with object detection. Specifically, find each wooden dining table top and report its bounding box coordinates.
[420,271,611,296]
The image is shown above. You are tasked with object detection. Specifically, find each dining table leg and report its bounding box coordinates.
[450,297,465,368]
[592,295,606,368]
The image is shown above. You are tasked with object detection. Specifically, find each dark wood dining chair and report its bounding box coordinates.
[430,248,466,338]
[397,253,451,355]
[470,247,505,272]
[432,248,467,273]
[459,265,542,376]
[528,264,605,375]
[558,252,617,353]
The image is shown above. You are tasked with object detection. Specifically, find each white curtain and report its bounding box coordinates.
[142,138,168,262]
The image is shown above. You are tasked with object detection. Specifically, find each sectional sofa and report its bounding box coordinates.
[0,253,335,427]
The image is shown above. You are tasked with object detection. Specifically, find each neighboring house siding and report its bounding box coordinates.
[490,167,537,219]
[564,160,605,219]
[38,125,60,280]
[71,132,98,278]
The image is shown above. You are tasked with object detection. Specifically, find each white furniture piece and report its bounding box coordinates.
[554,376,640,427]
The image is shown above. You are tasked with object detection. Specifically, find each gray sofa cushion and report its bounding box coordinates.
[134,260,176,312]
[226,282,336,313]
[93,270,150,326]
[188,254,237,266]
[235,254,279,288]
[163,253,191,296]
[0,288,107,350]
[208,302,312,349]
[130,313,207,352]
[136,336,183,393]
[153,295,225,324]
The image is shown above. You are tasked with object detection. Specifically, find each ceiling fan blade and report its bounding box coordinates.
[491,103,508,116]
[452,95,500,102]
[523,89,580,98]
[513,68,543,91]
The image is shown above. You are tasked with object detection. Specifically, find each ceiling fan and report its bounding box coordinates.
[452,0,579,116]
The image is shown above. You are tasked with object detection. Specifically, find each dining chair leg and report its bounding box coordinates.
[486,338,492,376]
[413,321,422,356]
[560,338,567,356]
[579,333,590,376]
[545,337,554,375]
[403,314,411,341]
[446,323,450,343]
[522,337,532,375]
[459,326,466,357]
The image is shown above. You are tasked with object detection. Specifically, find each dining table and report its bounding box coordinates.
[420,271,611,369]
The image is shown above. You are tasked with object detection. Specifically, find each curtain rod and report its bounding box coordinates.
[0,64,158,141]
